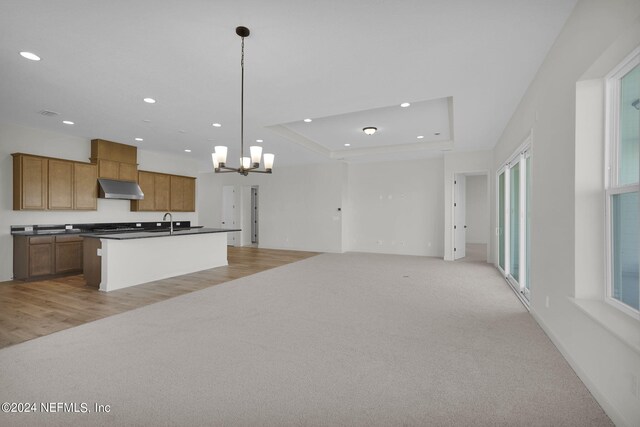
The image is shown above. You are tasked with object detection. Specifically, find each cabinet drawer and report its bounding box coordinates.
[29,236,53,245]
[55,235,83,243]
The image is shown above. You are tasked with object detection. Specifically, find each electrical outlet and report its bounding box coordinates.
[65,224,72,230]
[156,223,161,226]
[97,248,102,256]
[545,296,550,308]
[25,226,33,232]
[136,223,141,227]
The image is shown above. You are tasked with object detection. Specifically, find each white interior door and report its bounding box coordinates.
[454,174,466,259]
[222,185,237,246]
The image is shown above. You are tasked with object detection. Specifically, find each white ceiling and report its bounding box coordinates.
[0,0,577,171]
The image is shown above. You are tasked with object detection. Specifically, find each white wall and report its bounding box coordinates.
[491,2,640,425]
[0,122,199,282]
[198,162,346,253]
[465,175,488,244]
[443,150,493,260]
[344,158,444,256]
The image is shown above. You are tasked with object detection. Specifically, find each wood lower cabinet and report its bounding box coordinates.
[55,236,83,274]
[13,154,48,210]
[14,235,83,280]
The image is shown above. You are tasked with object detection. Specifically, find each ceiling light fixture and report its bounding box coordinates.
[135,138,143,141]
[62,120,74,125]
[212,123,222,127]
[417,135,424,139]
[20,51,41,61]
[400,102,410,108]
[184,149,192,153]
[213,26,274,175]
[344,143,351,147]
[304,118,312,123]
[143,98,156,104]
[363,127,377,135]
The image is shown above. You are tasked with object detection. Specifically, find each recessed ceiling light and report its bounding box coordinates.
[135,138,143,142]
[212,123,222,127]
[434,132,441,136]
[344,143,351,147]
[62,120,74,125]
[184,149,191,153]
[143,98,156,104]
[400,102,410,108]
[142,119,151,123]
[178,130,187,134]
[256,139,263,143]
[304,118,312,123]
[20,51,40,61]
[417,135,424,139]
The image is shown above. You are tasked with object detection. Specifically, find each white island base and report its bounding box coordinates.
[86,232,228,292]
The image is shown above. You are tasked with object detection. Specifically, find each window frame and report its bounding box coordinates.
[604,47,640,319]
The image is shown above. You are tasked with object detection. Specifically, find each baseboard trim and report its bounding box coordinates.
[530,309,631,427]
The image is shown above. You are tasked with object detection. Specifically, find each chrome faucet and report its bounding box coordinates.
[163,212,173,234]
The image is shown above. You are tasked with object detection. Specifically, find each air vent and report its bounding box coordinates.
[38,110,60,117]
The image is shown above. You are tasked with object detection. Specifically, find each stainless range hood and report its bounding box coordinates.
[98,178,144,200]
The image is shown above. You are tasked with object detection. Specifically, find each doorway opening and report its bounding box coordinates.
[453,172,490,262]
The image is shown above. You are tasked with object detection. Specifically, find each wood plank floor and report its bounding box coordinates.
[0,247,318,349]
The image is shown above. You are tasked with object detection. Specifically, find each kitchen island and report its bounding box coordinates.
[82,228,239,292]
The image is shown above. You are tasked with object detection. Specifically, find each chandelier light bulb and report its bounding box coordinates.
[263,153,275,171]
[250,146,263,167]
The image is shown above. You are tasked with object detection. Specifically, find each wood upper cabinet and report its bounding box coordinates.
[48,159,74,210]
[131,171,194,212]
[13,154,97,211]
[155,174,171,211]
[74,162,98,210]
[13,154,48,210]
[131,171,156,211]
[91,139,138,181]
[170,175,196,211]
[119,162,138,182]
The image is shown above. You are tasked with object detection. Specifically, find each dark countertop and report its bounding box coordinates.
[80,227,240,240]
[11,221,196,236]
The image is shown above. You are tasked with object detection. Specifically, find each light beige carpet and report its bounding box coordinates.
[0,253,611,426]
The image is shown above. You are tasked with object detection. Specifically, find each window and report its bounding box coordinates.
[605,48,639,318]
[497,138,531,303]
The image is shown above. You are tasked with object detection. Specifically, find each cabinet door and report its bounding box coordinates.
[184,177,195,212]
[29,243,54,277]
[170,176,185,211]
[55,241,83,274]
[155,174,170,211]
[98,159,119,179]
[48,159,74,210]
[134,171,156,211]
[74,163,97,210]
[119,163,138,182]
[14,155,48,210]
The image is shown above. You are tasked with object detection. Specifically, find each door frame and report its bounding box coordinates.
[450,169,491,261]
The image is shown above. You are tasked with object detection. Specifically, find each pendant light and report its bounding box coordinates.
[213,26,274,175]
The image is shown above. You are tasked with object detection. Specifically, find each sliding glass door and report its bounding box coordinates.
[498,146,531,302]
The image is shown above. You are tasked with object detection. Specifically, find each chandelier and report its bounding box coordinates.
[212,26,274,175]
